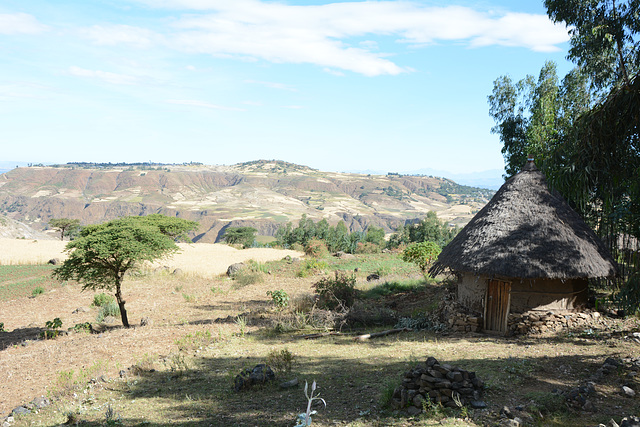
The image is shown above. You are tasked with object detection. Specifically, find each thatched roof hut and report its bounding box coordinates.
[431,159,616,333]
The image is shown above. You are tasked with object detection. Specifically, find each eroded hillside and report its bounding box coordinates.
[0,160,493,242]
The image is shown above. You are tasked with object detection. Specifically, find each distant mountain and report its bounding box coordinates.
[348,167,504,190]
[0,162,30,175]
[0,160,495,243]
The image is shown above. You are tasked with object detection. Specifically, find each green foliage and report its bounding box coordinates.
[266,348,295,376]
[266,289,290,309]
[31,286,45,297]
[92,292,115,307]
[96,301,121,322]
[402,241,441,273]
[48,218,81,241]
[313,271,357,310]
[231,269,264,287]
[0,322,5,332]
[524,391,567,415]
[222,226,257,248]
[362,279,427,299]
[53,215,198,328]
[71,322,92,333]
[296,259,328,277]
[41,317,63,339]
[388,211,458,249]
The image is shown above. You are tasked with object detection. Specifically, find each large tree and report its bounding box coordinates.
[53,215,198,328]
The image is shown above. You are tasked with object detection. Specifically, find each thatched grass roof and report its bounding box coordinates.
[430,160,617,279]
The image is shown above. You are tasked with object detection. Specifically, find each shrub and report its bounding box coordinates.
[402,241,441,273]
[32,286,45,297]
[304,239,329,258]
[92,292,115,307]
[296,259,328,277]
[0,322,5,332]
[313,271,357,310]
[40,317,63,339]
[96,301,121,322]
[267,289,290,309]
[355,241,380,254]
[232,269,264,287]
[266,348,296,376]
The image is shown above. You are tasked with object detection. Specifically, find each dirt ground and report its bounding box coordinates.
[1,253,640,426]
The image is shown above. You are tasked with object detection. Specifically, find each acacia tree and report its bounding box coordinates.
[53,215,198,328]
[222,226,257,248]
[48,218,81,241]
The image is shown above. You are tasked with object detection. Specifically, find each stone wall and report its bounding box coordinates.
[508,310,604,335]
[391,356,485,414]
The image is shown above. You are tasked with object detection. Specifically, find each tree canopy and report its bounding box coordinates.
[48,218,81,241]
[53,215,198,327]
[222,226,257,248]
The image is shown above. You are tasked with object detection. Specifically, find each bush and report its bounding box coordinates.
[232,269,264,287]
[354,241,381,254]
[92,293,115,307]
[267,289,290,309]
[32,286,45,297]
[402,241,441,273]
[40,317,63,339]
[96,301,121,322]
[266,348,296,376]
[305,239,329,258]
[296,259,328,277]
[313,271,357,310]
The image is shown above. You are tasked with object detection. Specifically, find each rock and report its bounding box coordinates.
[72,307,90,314]
[226,263,245,276]
[620,416,640,427]
[140,317,151,327]
[406,406,422,416]
[366,273,380,282]
[501,406,512,418]
[48,258,60,265]
[279,378,299,389]
[11,407,29,415]
[622,385,636,397]
[172,268,183,275]
[234,364,275,391]
[470,400,487,409]
[31,396,50,409]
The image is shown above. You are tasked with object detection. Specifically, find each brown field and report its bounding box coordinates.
[0,245,639,426]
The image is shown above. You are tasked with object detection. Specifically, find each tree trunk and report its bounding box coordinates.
[114,281,130,328]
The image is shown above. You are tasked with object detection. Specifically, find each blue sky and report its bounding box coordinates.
[1,0,575,175]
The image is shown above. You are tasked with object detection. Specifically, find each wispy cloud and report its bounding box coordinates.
[166,99,245,111]
[79,24,157,48]
[0,13,48,35]
[68,66,141,85]
[129,0,569,75]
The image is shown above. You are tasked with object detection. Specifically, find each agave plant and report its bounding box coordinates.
[293,380,326,426]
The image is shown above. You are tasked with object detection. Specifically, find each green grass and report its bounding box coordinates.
[0,265,62,301]
[361,278,430,299]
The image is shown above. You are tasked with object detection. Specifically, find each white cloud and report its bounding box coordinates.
[79,24,156,48]
[124,1,571,75]
[166,99,245,111]
[68,66,141,85]
[0,13,48,35]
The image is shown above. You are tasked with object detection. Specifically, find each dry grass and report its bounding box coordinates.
[151,243,303,277]
[0,238,67,265]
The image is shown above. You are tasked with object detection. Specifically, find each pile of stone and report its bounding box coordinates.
[448,313,482,333]
[233,364,275,392]
[507,310,605,335]
[391,356,485,415]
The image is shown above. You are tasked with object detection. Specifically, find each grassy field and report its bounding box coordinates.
[0,247,639,427]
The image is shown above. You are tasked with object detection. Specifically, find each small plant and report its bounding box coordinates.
[131,353,155,375]
[294,380,326,426]
[235,315,247,337]
[175,330,218,351]
[182,293,197,302]
[267,289,290,309]
[297,259,328,277]
[267,348,296,376]
[92,292,115,307]
[104,404,122,425]
[40,317,63,339]
[96,301,121,322]
[31,286,45,297]
[71,322,93,333]
[164,352,190,375]
[0,322,5,332]
[313,271,357,310]
[232,269,264,287]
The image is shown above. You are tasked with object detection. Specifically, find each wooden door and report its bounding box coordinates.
[484,279,511,334]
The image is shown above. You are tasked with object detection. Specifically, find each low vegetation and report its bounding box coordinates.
[1,241,639,427]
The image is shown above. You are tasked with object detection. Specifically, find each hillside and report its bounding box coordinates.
[0,160,493,243]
